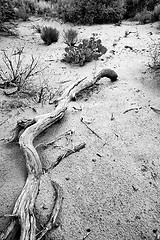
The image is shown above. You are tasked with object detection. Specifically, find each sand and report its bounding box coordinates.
[0,17,160,240]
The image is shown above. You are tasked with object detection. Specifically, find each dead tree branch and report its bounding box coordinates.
[0,68,118,240]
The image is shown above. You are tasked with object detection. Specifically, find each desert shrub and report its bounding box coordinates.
[14,7,29,21]
[14,0,37,14]
[41,26,59,45]
[153,4,160,20]
[134,8,153,23]
[149,41,160,70]
[33,24,42,33]
[124,0,137,18]
[23,0,37,14]
[57,0,125,24]
[62,35,107,66]
[63,28,78,46]
[36,0,53,15]
[101,5,125,24]
[0,47,42,97]
[0,0,15,22]
[0,0,17,35]
[124,0,158,19]
[34,79,55,104]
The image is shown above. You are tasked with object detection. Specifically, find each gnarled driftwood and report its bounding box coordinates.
[0,68,118,240]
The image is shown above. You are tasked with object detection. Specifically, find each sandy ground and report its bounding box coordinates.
[0,17,160,240]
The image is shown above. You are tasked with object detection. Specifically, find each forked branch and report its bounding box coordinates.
[0,68,118,240]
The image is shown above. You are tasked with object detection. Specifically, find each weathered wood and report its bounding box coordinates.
[36,181,63,240]
[50,142,86,170]
[0,68,118,240]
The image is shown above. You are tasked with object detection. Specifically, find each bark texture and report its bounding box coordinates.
[0,68,118,240]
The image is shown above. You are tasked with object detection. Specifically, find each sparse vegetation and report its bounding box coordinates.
[13,0,37,15]
[153,4,160,21]
[0,0,17,35]
[41,26,59,45]
[57,0,125,25]
[14,7,29,21]
[0,0,15,22]
[134,8,153,24]
[33,24,42,34]
[63,28,78,46]
[0,47,42,97]
[0,0,159,29]
[149,41,160,70]
[36,0,53,16]
[62,35,107,66]
[30,79,55,105]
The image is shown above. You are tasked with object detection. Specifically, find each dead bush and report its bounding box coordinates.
[0,47,43,97]
[33,79,56,105]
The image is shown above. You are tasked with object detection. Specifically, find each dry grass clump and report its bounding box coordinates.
[32,24,42,33]
[41,26,59,45]
[63,28,78,46]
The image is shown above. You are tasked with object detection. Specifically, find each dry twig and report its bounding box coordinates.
[123,107,142,114]
[80,117,103,140]
[151,107,160,114]
[49,142,86,170]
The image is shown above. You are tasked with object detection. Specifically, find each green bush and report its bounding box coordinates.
[57,0,125,25]
[14,0,37,15]
[62,36,107,66]
[0,0,15,22]
[0,0,17,35]
[36,0,53,15]
[154,4,160,20]
[134,8,153,23]
[24,0,37,14]
[63,28,78,46]
[41,26,59,45]
[14,7,29,21]
[124,0,159,19]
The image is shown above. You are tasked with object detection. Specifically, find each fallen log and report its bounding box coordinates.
[0,68,118,240]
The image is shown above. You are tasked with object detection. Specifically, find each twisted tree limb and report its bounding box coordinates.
[0,68,118,240]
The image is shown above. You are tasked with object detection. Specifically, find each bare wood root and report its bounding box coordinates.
[0,68,118,240]
[6,119,36,143]
[49,142,86,170]
[150,107,160,114]
[36,130,74,150]
[36,181,63,240]
[54,68,118,105]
